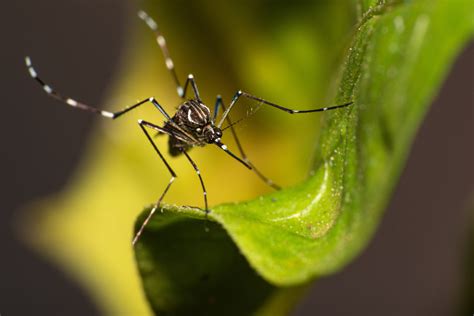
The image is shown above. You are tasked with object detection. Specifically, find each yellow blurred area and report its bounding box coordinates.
[19,1,353,315]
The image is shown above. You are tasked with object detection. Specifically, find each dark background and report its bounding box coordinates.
[1,1,472,315]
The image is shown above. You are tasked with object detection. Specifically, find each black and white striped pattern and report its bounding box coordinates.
[184,99,211,125]
[137,10,184,98]
[24,57,177,120]
[25,56,116,118]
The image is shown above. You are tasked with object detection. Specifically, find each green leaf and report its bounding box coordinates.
[134,206,307,315]
[134,0,473,314]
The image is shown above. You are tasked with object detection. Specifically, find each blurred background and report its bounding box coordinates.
[1,0,472,315]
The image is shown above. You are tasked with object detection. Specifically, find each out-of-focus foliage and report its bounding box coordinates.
[460,196,474,314]
[134,0,474,314]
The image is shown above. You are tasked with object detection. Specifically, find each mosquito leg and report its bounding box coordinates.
[214,95,281,190]
[25,57,171,120]
[137,10,185,98]
[217,90,353,128]
[137,11,203,101]
[213,94,222,122]
[181,150,209,214]
[133,119,177,246]
[181,74,201,100]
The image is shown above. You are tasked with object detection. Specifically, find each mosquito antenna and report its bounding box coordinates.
[221,117,246,132]
[217,100,264,133]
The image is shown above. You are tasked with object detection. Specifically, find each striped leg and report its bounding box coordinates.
[25,56,170,120]
[137,10,185,98]
[217,90,353,128]
[137,11,202,101]
[214,95,281,190]
[181,150,208,213]
[137,11,203,101]
[133,119,178,246]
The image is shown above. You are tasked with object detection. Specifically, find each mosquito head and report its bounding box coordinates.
[197,124,222,144]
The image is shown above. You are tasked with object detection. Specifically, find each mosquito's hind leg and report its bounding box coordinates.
[137,10,185,98]
[25,57,172,120]
[137,11,204,102]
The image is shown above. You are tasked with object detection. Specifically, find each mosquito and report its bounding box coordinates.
[25,10,352,246]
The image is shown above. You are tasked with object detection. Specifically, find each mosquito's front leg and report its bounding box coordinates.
[214,95,281,190]
[217,90,352,128]
[133,120,178,246]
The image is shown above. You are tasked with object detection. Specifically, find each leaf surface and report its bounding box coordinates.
[134,0,474,314]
